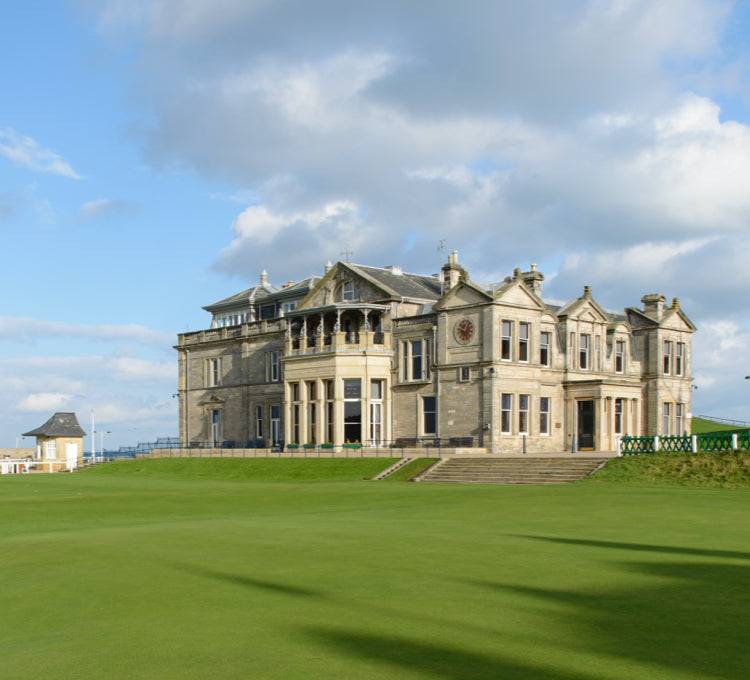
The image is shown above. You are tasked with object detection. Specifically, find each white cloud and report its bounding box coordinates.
[0,317,173,345]
[84,0,750,425]
[0,127,82,179]
[16,392,75,412]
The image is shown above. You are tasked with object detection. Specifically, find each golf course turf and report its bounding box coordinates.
[1,459,748,679]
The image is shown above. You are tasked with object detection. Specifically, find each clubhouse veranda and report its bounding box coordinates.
[175,251,695,454]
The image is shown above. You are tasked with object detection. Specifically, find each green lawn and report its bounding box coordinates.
[1,460,749,679]
[690,416,749,434]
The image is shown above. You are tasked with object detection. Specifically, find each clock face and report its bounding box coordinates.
[456,318,475,343]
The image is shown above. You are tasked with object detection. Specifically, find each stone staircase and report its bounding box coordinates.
[415,457,609,485]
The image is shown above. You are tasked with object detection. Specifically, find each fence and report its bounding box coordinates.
[139,437,482,460]
[619,432,750,455]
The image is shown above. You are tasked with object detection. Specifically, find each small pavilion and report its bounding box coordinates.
[23,412,87,473]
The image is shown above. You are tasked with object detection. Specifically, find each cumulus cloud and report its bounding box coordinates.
[1,353,177,446]
[0,127,82,179]
[16,392,75,412]
[86,0,750,421]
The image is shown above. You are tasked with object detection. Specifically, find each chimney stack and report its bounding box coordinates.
[520,264,544,297]
[441,250,463,294]
[641,294,666,321]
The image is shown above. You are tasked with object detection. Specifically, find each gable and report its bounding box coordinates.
[560,298,610,323]
[434,280,492,310]
[661,308,696,332]
[295,263,394,310]
[493,280,546,311]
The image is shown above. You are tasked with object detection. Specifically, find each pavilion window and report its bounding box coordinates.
[518,395,529,434]
[539,397,550,435]
[343,379,362,443]
[422,396,437,436]
[615,340,625,374]
[540,331,550,367]
[663,341,673,375]
[519,323,529,363]
[501,321,512,361]
[579,334,590,370]
[501,394,513,434]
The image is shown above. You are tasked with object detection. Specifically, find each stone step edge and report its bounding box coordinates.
[371,457,417,481]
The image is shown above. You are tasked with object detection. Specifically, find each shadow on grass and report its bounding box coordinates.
[514,534,750,561]
[305,628,588,680]
[169,562,322,598]
[468,537,750,679]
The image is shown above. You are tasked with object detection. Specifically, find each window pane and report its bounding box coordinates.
[423,396,436,435]
[344,379,361,399]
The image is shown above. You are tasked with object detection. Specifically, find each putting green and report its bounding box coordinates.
[1,462,748,679]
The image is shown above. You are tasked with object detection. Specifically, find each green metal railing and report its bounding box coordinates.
[620,432,749,455]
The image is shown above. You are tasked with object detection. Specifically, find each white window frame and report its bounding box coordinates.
[675,343,684,376]
[369,380,384,445]
[539,397,550,435]
[614,398,623,435]
[615,340,625,374]
[579,334,590,370]
[663,341,673,375]
[341,281,358,302]
[675,403,684,435]
[501,393,513,434]
[46,439,57,459]
[501,321,512,361]
[255,405,263,440]
[270,405,281,445]
[518,394,530,435]
[540,331,550,367]
[402,339,429,382]
[266,350,280,382]
[519,323,530,363]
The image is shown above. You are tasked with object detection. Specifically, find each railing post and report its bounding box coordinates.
[654,436,660,452]
[692,435,698,453]
[732,434,738,450]
[616,436,621,457]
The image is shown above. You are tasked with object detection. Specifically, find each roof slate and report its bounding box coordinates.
[23,412,87,438]
[350,264,442,300]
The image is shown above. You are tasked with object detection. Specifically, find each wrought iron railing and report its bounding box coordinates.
[620,432,750,455]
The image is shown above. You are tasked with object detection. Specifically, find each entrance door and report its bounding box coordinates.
[577,401,595,450]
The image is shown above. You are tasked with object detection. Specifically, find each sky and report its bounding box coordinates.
[2,0,750,451]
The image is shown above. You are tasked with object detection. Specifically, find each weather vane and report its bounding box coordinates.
[340,240,354,263]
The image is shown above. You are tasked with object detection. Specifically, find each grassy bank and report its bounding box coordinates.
[83,457,401,481]
[587,450,750,487]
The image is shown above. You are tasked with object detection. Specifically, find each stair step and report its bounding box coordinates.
[418,457,607,485]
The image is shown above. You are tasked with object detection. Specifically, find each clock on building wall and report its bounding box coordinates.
[455,318,475,343]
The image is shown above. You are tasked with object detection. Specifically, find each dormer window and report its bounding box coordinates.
[340,281,358,302]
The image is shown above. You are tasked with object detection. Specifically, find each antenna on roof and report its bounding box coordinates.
[438,239,446,283]
[340,240,354,263]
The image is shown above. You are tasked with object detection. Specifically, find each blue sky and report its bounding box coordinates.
[2,1,750,450]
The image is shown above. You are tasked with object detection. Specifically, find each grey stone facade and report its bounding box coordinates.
[175,251,695,452]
